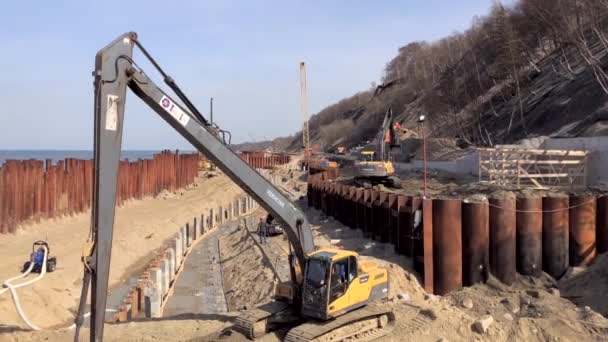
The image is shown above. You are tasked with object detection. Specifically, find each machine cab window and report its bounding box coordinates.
[330,256,357,301]
[360,151,376,162]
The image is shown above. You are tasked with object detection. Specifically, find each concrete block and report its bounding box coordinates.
[166,248,175,281]
[180,225,187,255]
[151,267,163,300]
[144,284,161,318]
[161,258,170,297]
[124,300,132,320]
[173,233,183,267]
[219,206,224,224]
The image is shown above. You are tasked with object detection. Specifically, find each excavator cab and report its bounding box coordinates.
[360,151,376,162]
[301,249,389,320]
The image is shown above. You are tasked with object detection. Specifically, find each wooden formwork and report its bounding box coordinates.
[478,147,588,190]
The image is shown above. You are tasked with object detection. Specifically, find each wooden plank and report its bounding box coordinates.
[517,166,545,188]
[480,160,584,165]
[478,147,587,156]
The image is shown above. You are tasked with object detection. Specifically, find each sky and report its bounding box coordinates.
[0,0,503,150]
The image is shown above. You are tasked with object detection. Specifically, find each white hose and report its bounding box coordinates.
[1,246,48,330]
[64,309,118,330]
[1,247,119,331]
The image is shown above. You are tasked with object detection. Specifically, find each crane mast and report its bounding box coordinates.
[300,62,310,167]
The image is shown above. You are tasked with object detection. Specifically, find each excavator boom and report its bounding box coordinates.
[82,32,314,341]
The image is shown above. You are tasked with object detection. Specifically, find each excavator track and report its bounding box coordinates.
[284,304,395,342]
[233,301,292,339]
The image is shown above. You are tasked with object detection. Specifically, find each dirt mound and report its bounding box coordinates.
[559,253,608,316]
[220,224,277,311]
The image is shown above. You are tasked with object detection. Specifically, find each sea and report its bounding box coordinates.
[0,150,193,165]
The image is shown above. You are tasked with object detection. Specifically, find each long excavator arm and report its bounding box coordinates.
[81,32,315,341]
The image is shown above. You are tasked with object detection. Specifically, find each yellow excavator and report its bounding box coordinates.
[353,108,400,188]
[75,32,394,342]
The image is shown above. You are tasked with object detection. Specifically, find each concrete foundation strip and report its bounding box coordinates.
[111,192,260,322]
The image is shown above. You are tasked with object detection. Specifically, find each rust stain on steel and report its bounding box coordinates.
[411,197,422,261]
[432,199,462,295]
[375,191,389,241]
[598,196,608,254]
[422,198,434,294]
[388,194,398,246]
[516,197,542,276]
[542,196,569,279]
[378,192,390,243]
[326,183,337,218]
[347,186,357,228]
[489,197,516,285]
[320,181,329,214]
[395,195,408,255]
[362,189,371,234]
[462,200,489,286]
[355,189,364,231]
[569,195,596,266]
[367,190,378,238]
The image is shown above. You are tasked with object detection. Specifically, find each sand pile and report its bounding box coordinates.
[220,225,277,311]
[559,253,608,316]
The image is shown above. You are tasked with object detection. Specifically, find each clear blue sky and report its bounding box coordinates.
[0,0,501,150]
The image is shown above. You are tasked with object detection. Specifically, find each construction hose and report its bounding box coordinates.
[1,246,48,330]
[1,247,117,332]
[0,255,36,296]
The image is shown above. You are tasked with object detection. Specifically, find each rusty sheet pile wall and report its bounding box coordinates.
[238,151,290,169]
[308,167,608,295]
[0,150,199,234]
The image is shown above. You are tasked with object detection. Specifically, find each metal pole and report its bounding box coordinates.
[210,97,213,125]
[422,123,427,198]
[300,62,310,170]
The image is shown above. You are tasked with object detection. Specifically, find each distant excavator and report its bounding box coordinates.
[352,108,401,188]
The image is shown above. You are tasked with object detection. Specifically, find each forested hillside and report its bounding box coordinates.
[265,1,608,152]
